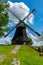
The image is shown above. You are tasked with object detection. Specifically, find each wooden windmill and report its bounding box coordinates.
[4,8,41,45]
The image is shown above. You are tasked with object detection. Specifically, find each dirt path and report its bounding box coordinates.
[11,45,21,54]
[0,55,6,62]
[11,58,20,65]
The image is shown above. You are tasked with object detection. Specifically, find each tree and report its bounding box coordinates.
[0,1,9,37]
[28,38,33,45]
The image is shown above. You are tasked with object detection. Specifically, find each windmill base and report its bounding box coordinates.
[12,40,29,45]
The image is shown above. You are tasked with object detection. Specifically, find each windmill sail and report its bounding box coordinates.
[5,8,41,37]
[20,21,41,36]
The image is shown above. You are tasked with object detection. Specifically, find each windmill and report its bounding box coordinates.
[4,8,41,44]
[4,1,41,44]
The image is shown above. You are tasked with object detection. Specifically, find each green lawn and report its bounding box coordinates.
[0,45,43,65]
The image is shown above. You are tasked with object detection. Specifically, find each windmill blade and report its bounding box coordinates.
[7,8,21,22]
[7,8,35,22]
[7,8,39,36]
[4,26,16,37]
[27,25,41,36]
[22,21,41,36]
[4,5,22,37]
[19,9,41,36]
[4,22,21,37]
[22,9,35,21]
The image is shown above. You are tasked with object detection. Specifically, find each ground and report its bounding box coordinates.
[0,45,43,65]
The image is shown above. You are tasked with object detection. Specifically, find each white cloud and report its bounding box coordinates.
[7,1,34,24]
[31,35,43,46]
[27,14,34,24]
[27,32,43,46]
[32,40,43,46]
[8,1,14,8]
[26,28,29,33]
[0,37,11,45]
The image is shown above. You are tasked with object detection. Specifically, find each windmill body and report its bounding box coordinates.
[12,23,29,44]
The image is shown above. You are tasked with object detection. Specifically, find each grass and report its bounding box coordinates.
[0,45,43,65]
[0,45,15,65]
[0,45,15,55]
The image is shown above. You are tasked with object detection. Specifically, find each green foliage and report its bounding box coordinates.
[0,1,9,37]
[38,46,43,52]
[28,38,33,45]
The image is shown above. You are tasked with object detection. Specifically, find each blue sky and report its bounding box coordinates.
[3,0,43,37]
